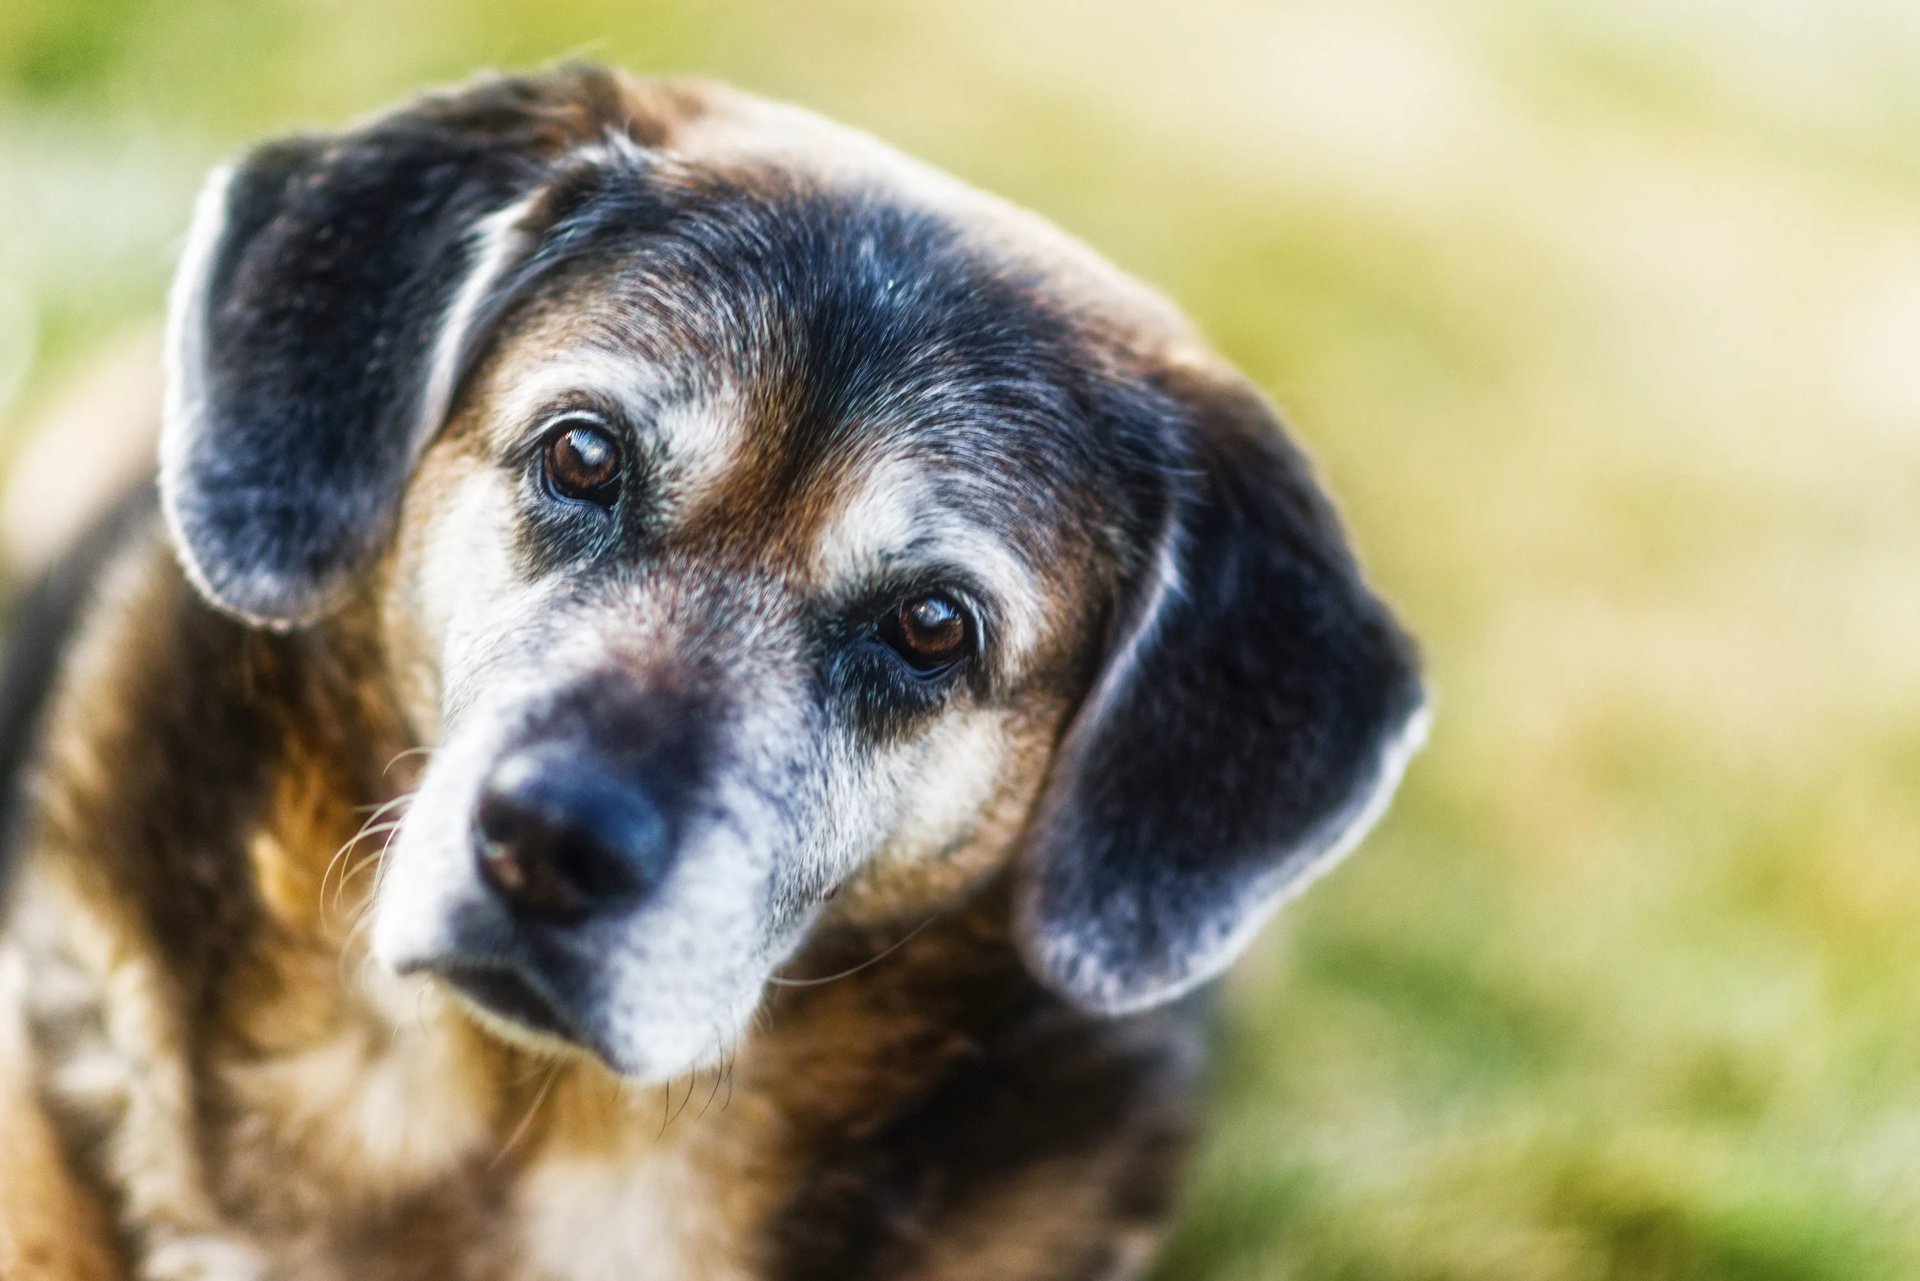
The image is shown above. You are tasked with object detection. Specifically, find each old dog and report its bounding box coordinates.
[0,65,1424,1281]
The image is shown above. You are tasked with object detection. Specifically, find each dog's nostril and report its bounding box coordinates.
[474,800,594,921]
[474,752,672,923]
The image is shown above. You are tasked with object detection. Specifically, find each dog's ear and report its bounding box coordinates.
[1016,364,1427,1015]
[160,67,633,624]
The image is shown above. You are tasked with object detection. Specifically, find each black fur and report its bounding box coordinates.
[1016,374,1425,1014]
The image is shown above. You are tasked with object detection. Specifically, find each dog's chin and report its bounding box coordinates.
[444,979,601,1063]
[429,964,734,1084]
[439,965,595,1057]
[433,965,642,1077]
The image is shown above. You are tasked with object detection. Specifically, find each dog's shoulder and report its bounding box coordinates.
[0,488,200,1281]
[0,483,161,889]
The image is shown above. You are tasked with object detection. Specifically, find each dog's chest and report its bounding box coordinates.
[515,1141,753,1281]
[215,984,764,1281]
[7,844,782,1281]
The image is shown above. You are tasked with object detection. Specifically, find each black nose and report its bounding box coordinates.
[474,750,672,923]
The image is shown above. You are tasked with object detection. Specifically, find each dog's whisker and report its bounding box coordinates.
[334,837,400,990]
[324,819,406,913]
[318,792,415,925]
[382,745,435,778]
[766,911,945,989]
[330,821,408,989]
[490,1059,562,1172]
[697,1026,729,1119]
[351,789,419,821]
[508,1052,554,1089]
[336,904,376,981]
[319,828,375,921]
[330,856,382,908]
[667,1063,698,1131]
[332,827,401,894]
[370,821,404,898]
[411,978,433,1040]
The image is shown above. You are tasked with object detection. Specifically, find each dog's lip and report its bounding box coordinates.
[437,962,582,1047]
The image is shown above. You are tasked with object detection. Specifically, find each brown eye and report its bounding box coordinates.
[542,418,622,507]
[890,593,970,673]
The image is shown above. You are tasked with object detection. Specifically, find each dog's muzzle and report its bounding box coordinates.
[380,675,744,1073]
[413,742,680,1049]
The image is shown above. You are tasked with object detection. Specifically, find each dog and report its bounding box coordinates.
[0,65,1425,1281]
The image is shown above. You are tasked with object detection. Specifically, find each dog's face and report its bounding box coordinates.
[159,69,1425,1081]
[366,218,1130,1077]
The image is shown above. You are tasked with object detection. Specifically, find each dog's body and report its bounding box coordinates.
[0,68,1422,1280]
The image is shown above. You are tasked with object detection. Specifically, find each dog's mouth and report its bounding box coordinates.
[438,963,582,1049]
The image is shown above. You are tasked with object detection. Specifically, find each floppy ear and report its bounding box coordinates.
[160,67,632,624]
[1016,365,1427,1015]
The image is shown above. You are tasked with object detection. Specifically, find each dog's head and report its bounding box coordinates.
[160,67,1425,1080]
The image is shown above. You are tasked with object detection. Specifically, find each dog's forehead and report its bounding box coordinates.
[464,162,1179,652]
[630,76,1197,344]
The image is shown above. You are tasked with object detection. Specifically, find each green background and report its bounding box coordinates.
[4,1,1919,1276]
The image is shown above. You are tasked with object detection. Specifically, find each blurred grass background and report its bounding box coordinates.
[4,1,1920,1277]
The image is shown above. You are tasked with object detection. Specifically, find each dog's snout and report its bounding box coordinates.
[474,750,672,923]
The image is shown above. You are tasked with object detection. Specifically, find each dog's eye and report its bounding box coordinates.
[884,593,971,674]
[541,418,623,507]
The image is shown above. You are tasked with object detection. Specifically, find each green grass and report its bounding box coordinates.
[5,1,1919,1276]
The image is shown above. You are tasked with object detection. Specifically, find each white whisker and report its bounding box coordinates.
[766,912,944,989]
